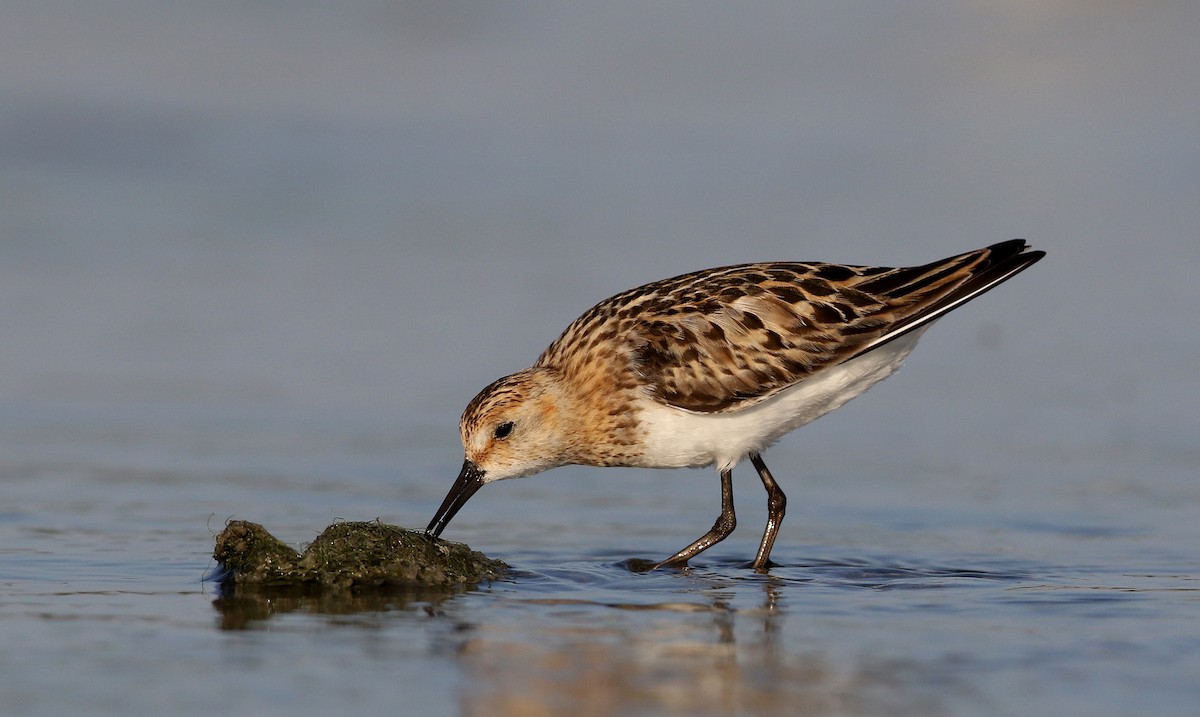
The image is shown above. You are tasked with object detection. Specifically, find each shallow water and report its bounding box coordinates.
[4,3,1200,715]
[4,402,1198,716]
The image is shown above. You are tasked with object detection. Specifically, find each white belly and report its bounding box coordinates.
[635,329,926,472]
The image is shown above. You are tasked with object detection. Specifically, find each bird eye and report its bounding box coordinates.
[493,421,514,440]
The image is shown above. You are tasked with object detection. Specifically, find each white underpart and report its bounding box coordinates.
[636,328,927,472]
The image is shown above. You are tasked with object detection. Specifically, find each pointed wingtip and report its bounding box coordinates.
[845,239,1046,360]
[988,242,1046,261]
[988,238,1045,264]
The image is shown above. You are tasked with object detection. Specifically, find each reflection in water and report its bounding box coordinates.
[211,585,462,630]
[455,579,958,717]
[209,557,1021,711]
[205,555,1143,715]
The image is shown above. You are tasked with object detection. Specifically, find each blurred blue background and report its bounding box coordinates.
[3,2,1195,442]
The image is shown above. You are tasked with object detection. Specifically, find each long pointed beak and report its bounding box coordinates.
[425,459,486,538]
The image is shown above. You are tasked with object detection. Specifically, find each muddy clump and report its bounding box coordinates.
[211,520,507,590]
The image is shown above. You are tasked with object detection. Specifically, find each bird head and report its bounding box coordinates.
[426,367,572,538]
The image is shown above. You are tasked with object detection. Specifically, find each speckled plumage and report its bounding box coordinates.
[429,240,1045,571]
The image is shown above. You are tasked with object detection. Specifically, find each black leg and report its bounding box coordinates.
[655,468,736,569]
[749,452,786,573]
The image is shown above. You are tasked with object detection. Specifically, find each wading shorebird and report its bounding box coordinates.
[426,240,1044,572]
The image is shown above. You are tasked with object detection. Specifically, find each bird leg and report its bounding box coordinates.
[655,468,736,569]
[749,452,787,573]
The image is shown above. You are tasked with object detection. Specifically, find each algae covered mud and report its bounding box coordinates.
[208,520,508,628]
[211,520,507,590]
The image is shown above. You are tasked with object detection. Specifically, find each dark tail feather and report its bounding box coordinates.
[850,240,1045,358]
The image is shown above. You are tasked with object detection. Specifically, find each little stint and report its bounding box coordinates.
[427,240,1044,572]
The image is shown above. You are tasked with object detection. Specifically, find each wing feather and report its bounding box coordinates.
[538,240,1044,414]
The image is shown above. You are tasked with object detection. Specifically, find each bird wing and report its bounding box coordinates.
[562,240,1042,413]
